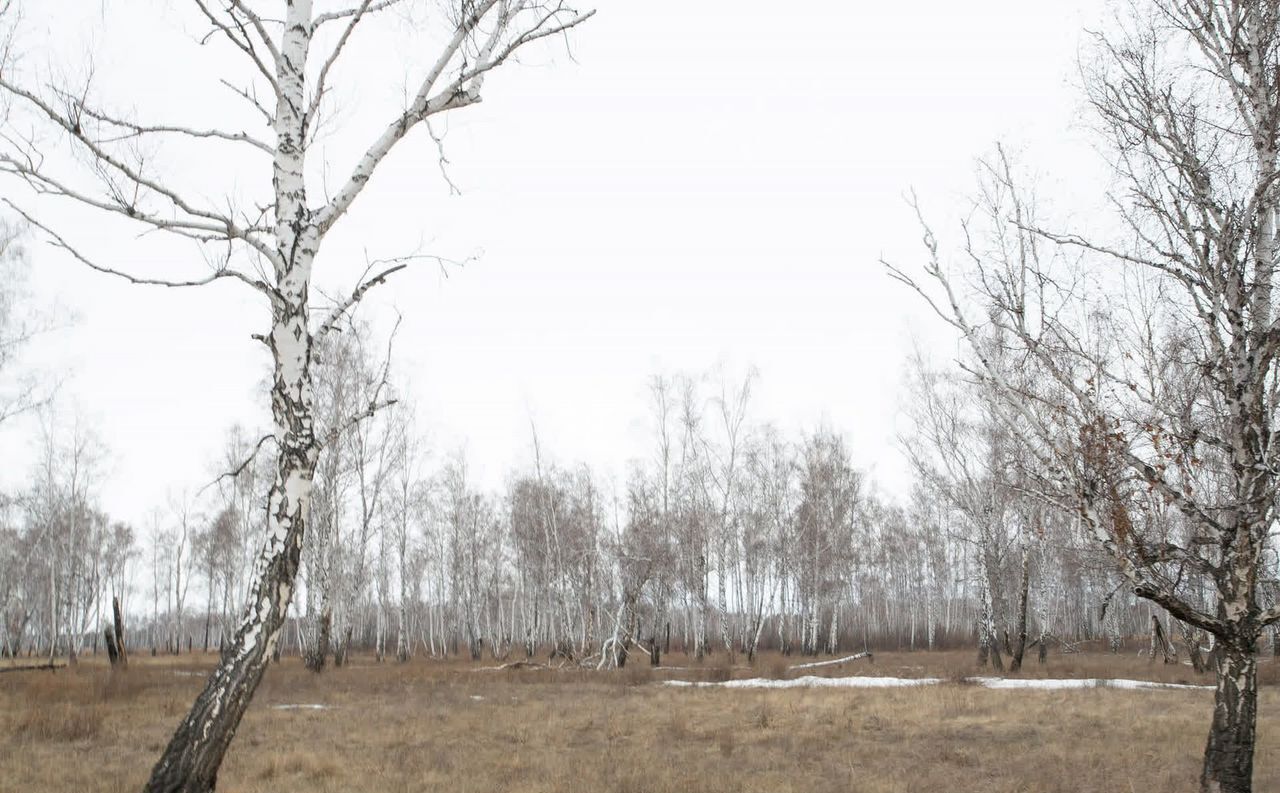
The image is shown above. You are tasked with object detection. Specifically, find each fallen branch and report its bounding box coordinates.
[788,652,873,671]
[473,660,548,671]
[0,661,63,674]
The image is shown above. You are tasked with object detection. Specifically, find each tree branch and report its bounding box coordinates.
[199,433,275,495]
[315,261,407,337]
[4,200,273,295]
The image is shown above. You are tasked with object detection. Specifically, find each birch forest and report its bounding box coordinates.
[4,351,1170,670]
[4,1,1280,793]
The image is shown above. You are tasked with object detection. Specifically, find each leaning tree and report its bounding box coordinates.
[0,1,591,790]
[891,2,1280,790]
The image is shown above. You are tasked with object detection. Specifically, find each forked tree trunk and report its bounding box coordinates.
[987,634,1004,673]
[334,626,353,667]
[1150,615,1175,665]
[1201,640,1258,793]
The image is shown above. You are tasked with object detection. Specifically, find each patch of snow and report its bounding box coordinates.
[666,675,942,690]
[969,677,1096,690]
[270,703,334,710]
[470,695,484,701]
[971,677,1209,691]
[664,675,1211,691]
[1100,678,1211,691]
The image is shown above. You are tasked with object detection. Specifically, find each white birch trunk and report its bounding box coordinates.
[145,5,320,787]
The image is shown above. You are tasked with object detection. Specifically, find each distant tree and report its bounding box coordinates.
[901,349,1042,671]
[388,409,424,663]
[196,507,238,652]
[793,429,861,656]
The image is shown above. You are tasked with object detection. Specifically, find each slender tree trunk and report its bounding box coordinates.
[396,599,409,663]
[827,603,839,655]
[1009,547,1030,671]
[112,596,128,667]
[396,522,409,663]
[144,6,319,788]
[976,572,1000,670]
[1181,620,1209,674]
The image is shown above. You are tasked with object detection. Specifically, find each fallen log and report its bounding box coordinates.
[0,662,63,674]
[788,652,872,671]
[473,660,549,671]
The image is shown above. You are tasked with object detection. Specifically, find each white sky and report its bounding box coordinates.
[2,0,1112,528]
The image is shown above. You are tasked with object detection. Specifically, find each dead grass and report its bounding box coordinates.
[1,648,1276,792]
[10,701,106,743]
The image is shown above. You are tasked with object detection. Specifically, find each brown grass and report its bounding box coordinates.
[1,649,1276,792]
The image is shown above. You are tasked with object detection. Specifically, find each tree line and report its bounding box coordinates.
[1,325,1180,671]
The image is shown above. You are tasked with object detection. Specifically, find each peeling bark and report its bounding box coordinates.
[143,4,320,789]
[1202,640,1258,793]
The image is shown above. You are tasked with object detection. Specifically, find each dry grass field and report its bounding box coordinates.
[3,649,1279,792]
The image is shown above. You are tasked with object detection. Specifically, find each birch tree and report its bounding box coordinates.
[793,429,860,656]
[890,2,1280,788]
[388,410,423,663]
[0,1,591,788]
[901,350,1041,670]
[740,425,794,660]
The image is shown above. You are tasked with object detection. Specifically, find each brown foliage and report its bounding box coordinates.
[1079,414,1133,543]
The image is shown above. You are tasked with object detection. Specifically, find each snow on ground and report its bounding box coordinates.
[971,677,1210,691]
[666,675,942,689]
[664,675,1211,691]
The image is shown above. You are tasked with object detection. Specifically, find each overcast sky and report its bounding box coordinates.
[2,0,1112,528]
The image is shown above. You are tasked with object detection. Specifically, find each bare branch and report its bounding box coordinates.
[315,2,595,235]
[315,261,407,337]
[199,433,275,495]
[4,199,273,295]
[72,102,274,155]
[312,0,410,29]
